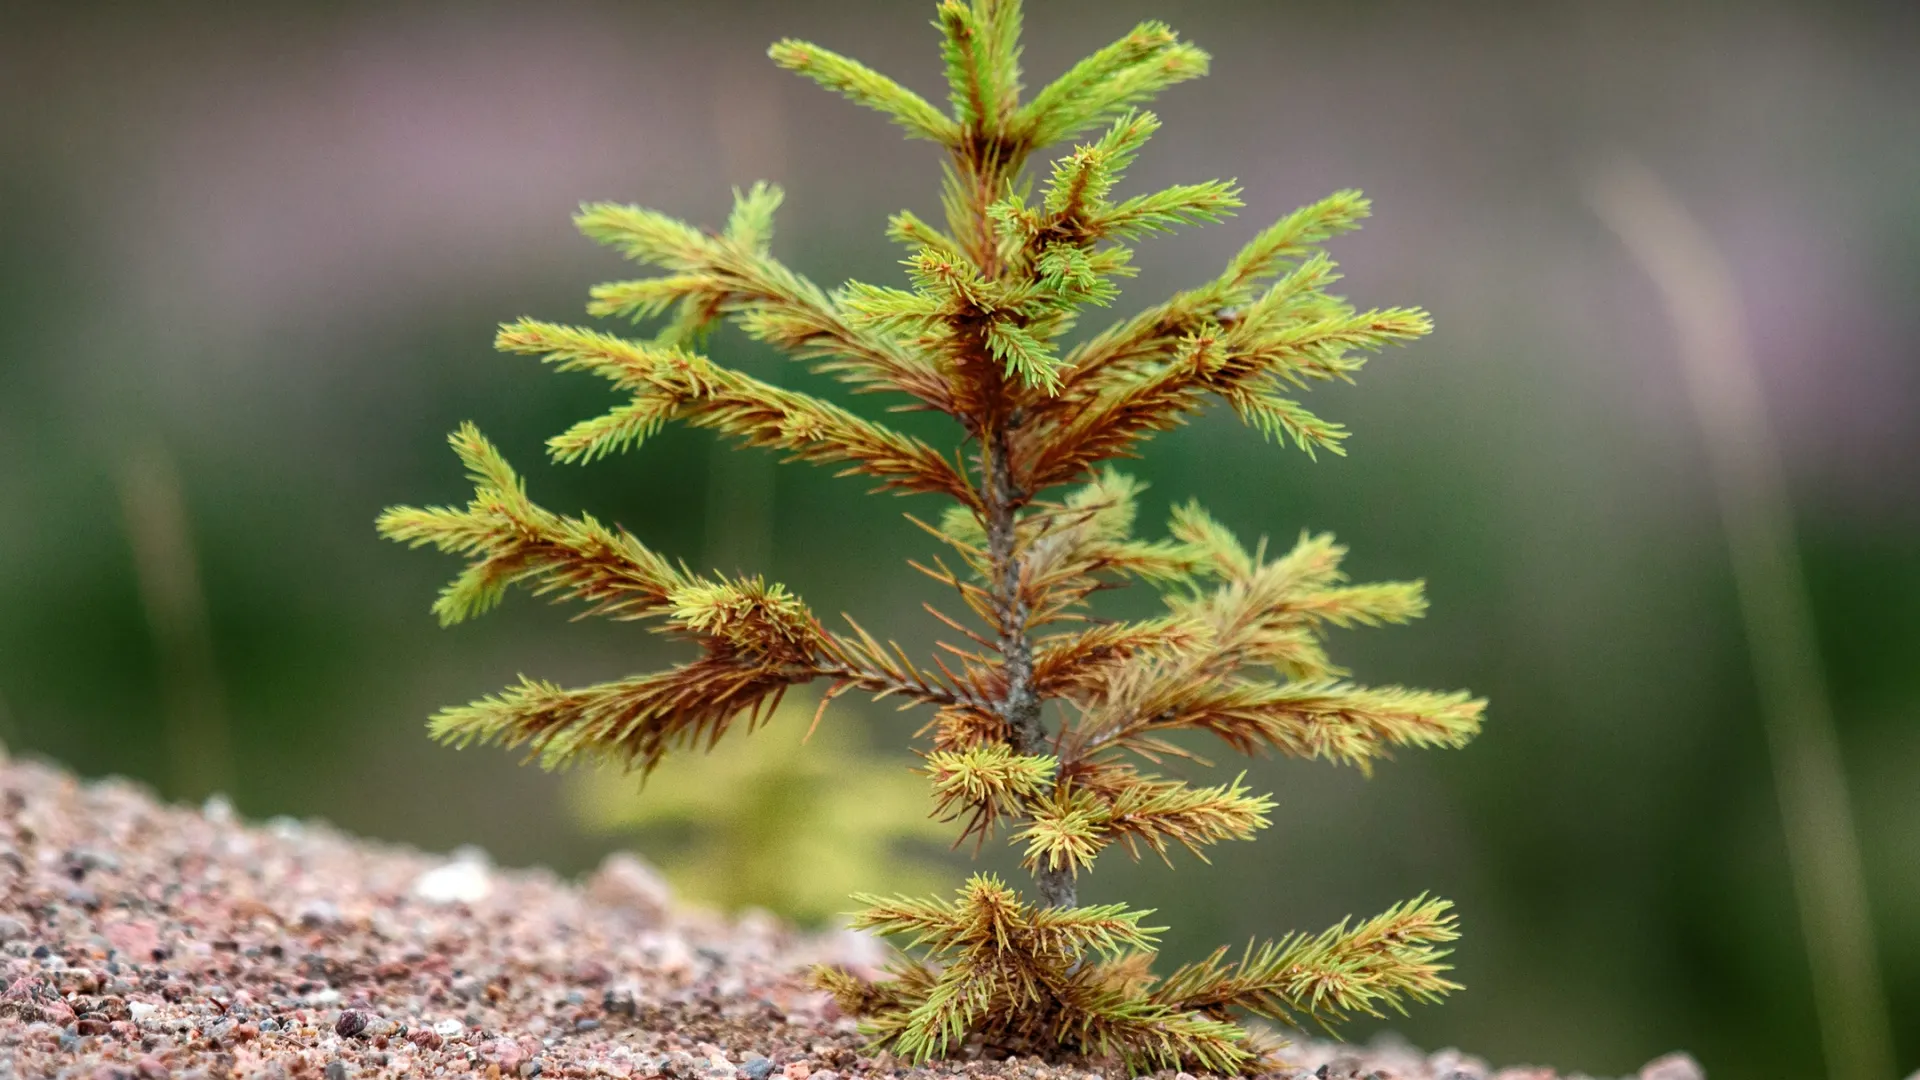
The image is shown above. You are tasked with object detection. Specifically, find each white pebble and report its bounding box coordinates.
[413,847,494,904]
[1640,1053,1706,1080]
[128,1001,157,1021]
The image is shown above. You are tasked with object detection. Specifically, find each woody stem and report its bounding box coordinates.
[983,418,1076,909]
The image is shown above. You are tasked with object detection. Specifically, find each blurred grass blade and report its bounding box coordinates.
[117,442,234,802]
[0,688,17,748]
[1590,158,1894,1080]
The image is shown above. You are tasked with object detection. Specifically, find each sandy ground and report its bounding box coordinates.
[0,752,1704,1080]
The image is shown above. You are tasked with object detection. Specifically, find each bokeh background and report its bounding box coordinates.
[2,1,1916,1076]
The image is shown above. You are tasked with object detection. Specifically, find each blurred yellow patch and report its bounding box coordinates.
[564,691,952,923]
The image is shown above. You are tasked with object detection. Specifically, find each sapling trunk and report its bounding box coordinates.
[984,417,1075,909]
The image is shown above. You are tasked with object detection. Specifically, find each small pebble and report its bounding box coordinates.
[412,848,493,905]
[1639,1054,1706,1080]
[568,959,611,985]
[0,916,28,941]
[334,1009,367,1037]
[742,1056,775,1080]
[585,853,673,916]
[296,900,340,927]
[325,1062,350,1080]
[68,848,121,874]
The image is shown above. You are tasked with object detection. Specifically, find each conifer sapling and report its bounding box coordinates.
[379,1,1486,1072]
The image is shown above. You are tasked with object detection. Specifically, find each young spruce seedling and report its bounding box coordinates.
[380,1,1486,1071]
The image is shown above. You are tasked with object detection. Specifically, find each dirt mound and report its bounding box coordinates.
[0,754,1694,1080]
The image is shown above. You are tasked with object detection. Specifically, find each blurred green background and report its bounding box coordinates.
[2,1,1916,1076]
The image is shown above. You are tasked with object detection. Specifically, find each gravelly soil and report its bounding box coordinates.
[0,752,1703,1080]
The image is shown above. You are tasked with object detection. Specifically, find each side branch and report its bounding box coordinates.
[430,661,808,776]
[376,423,687,627]
[1069,677,1484,774]
[576,199,954,409]
[815,622,995,713]
[1036,189,1376,413]
[1150,894,1461,1028]
[498,320,978,506]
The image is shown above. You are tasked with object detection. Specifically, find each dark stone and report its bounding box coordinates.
[334,1010,367,1037]
[742,1057,775,1080]
[325,1063,350,1080]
